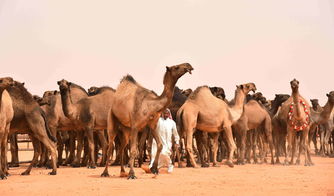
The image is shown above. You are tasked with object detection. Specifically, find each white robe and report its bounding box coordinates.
[149,117,180,169]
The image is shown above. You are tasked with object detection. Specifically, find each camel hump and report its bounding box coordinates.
[189,85,210,100]
[121,75,137,84]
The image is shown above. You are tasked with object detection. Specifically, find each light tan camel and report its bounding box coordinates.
[278,79,312,166]
[0,89,14,179]
[101,63,193,179]
[177,83,256,168]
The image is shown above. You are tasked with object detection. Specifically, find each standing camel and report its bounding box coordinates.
[278,79,312,166]
[0,89,14,179]
[0,77,58,175]
[177,83,256,168]
[58,81,114,168]
[309,92,334,156]
[101,63,193,179]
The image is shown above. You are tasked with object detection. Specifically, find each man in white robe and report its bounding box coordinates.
[149,108,180,173]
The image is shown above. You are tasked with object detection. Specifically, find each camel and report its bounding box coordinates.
[177,83,256,168]
[58,81,114,168]
[101,63,193,179]
[233,96,275,165]
[0,77,58,175]
[277,79,312,166]
[309,92,334,156]
[0,89,14,179]
[310,99,323,153]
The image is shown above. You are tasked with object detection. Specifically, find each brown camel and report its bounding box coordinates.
[58,81,114,168]
[233,97,275,165]
[0,77,58,175]
[101,63,193,179]
[310,99,323,154]
[309,92,334,156]
[277,79,312,166]
[0,89,14,179]
[177,83,256,168]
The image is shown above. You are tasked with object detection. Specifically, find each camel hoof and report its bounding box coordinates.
[87,165,96,169]
[178,164,184,168]
[201,163,209,168]
[21,171,30,176]
[71,163,81,168]
[127,174,137,180]
[150,167,159,175]
[48,171,57,175]
[0,174,7,180]
[101,172,110,177]
[9,163,19,167]
[295,160,300,165]
[236,160,245,165]
[226,161,234,168]
[212,163,220,167]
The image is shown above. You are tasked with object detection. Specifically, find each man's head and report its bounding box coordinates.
[163,109,171,120]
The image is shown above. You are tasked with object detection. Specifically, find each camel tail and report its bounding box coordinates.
[40,108,57,143]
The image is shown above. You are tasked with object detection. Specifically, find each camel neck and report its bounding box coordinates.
[270,102,280,117]
[59,88,76,119]
[292,90,302,118]
[158,72,177,109]
[319,100,334,123]
[231,89,245,110]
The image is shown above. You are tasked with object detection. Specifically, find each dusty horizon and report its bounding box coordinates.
[1,0,333,104]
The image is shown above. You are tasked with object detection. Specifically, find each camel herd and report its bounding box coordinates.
[0,63,333,180]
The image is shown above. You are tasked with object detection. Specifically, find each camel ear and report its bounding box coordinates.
[239,84,244,89]
[327,93,329,97]
[68,82,72,86]
[57,81,60,85]
[22,82,25,86]
[54,90,57,95]
[166,66,171,71]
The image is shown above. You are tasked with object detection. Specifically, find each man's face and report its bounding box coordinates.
[163,110,169,119]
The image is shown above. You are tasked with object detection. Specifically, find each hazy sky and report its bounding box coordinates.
[1,0,333,104]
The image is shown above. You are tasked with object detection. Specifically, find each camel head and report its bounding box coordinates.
[181,88,193,97]
[88,86,99,96]
[57,79,72,91]
[32,95,49,106]
[326,91,334,104]
[274,94,290,105]
[209,86,226,100]
[310,99,319,108]
[290,78,299,92]
[236,83,256,94]
[164,63,194,84]
[0,77,15,87]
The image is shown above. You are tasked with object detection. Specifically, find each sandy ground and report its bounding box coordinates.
[1,150,334,196]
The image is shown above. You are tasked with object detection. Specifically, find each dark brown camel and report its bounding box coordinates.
[0,77,58,175]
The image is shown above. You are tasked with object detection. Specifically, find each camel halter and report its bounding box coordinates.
[288,100,310,131]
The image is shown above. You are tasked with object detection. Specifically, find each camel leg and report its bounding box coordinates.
[97,131,108,167]
[289,130,297,165]
[319,126,325,156]
[138,128,148,167]
[127,128,139,179]
[0,130,6,179]
[101,111,118,177]
[211,133,219,167]
[302,128,312,166]
[185,133,197,167]
[194,131,208,167]
[119,130,130,177]
[252,130,259,164]
[65,131,75,165]
[9,134,19,167]
[296,131,302,165]
[56,132,64,166]
[21,136,42,175]
[224,126,236,168]
[85,129,96,169]
[264,120,275,164]
[238,128,247,165]
[72,131,84,167]
[245,131,252,164]
[284,129,294,165]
